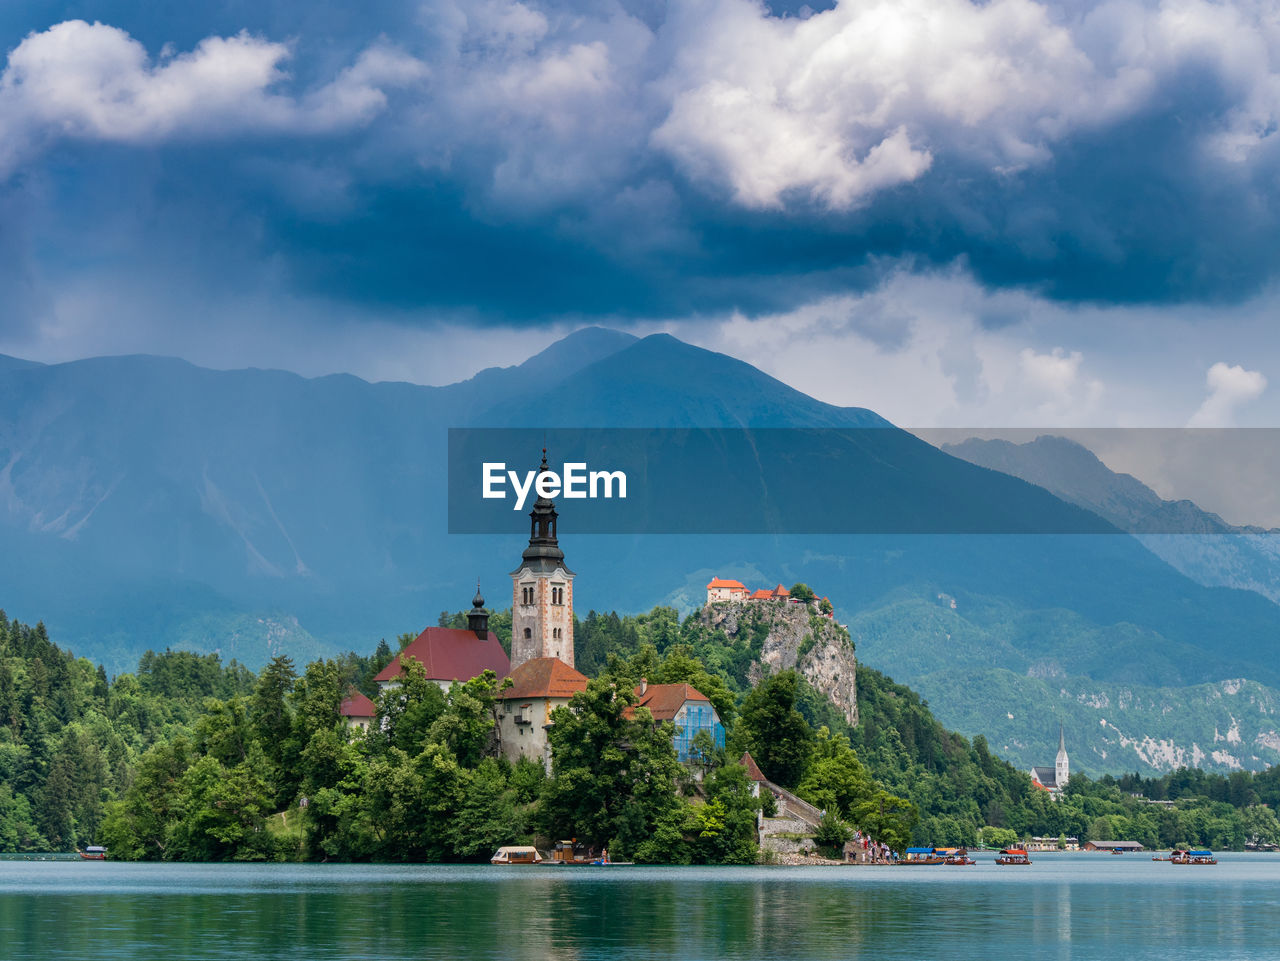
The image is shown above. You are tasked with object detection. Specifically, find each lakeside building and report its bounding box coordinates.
[1026,836,1080,852]
[1083,840,1145,852]
[1030,726,1070,797]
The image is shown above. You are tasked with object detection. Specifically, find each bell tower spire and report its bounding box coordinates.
[1055,724,1069,790]
[510,449,575,670]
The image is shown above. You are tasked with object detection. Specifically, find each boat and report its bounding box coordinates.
[896,847,945,865]
[544,840,597,865]
[490,846,543,864]
[78,846,107,861]
[944,850,976,865]
[995,848,1032,865]
[1176,849,1218,865]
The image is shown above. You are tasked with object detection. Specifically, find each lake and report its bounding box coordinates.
[3,853,1279,960]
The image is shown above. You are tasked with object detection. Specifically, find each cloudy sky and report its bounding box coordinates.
[2,0,1280,428]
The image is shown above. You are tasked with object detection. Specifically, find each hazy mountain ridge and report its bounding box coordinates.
[945,435,1280,604]
[848,592,1280,774]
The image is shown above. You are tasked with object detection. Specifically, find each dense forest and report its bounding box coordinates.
[2,604,1279,859]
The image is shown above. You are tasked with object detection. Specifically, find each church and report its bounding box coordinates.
[1030,726,1070,796]
[497,454,591,766]
[348,450,725,772]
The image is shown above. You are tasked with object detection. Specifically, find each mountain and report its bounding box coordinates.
[944,435,1280,604]
[5,331,1280,774]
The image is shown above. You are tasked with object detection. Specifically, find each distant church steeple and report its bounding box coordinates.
[510,450,575,669]
[1055,724,1069,790]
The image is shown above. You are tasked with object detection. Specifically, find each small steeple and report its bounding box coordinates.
[467,581,490,639]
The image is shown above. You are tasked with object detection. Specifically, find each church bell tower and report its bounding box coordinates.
[510,451,575,670]
[1055,725,1069,790]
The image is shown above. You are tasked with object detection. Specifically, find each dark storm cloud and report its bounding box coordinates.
[4,0,1280,335]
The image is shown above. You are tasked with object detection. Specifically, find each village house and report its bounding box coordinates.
[338,687,376,732]
[628,680,726,764]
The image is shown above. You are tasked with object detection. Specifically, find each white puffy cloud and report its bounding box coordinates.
[649,0,1280,208]
[1188,361,1268,426]
[0,20,426,175]
[9,0,1280,212]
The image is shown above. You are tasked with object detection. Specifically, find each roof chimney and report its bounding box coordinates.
[468,581,489,640]
[639,677,647,695]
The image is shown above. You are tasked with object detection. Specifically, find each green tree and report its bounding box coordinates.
[737,670,814,788]
[789,583,816,602]
[542,677,683,860]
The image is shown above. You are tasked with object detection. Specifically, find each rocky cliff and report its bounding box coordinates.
[701,600,858,726]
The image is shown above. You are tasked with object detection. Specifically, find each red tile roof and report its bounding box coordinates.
[629,682,712,722]
[739,751,766,782]
[339,687,376,718]
[773,584,790,597]
[748,589,774,600]
[501,657,588,699]
[706,578,746,590]
[374,627,511,684]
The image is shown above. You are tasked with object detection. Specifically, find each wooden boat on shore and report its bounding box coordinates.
[78,846,107,861]
[995,848,1032,865]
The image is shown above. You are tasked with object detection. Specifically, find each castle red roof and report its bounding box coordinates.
[374,627,511,684]
[706,577,746,590]
[773,584,790,597]
[339,687,376,718]
[501,657,588,700]
[629,682,712,722]
[748,589,774,600]
[739,751,766,782]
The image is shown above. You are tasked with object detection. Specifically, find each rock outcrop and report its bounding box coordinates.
[701,600,858,727]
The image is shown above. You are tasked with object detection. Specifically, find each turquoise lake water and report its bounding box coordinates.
[3,852,1279,960]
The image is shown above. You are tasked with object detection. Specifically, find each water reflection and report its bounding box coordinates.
[2,857,1278,961]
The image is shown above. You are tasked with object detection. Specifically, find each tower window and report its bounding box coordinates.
[523,628,532,640]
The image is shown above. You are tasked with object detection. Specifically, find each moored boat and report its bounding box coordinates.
[78,846,107,861]
[995,848,1032,865]
[490,846,543,864]
[897,847,945,865]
